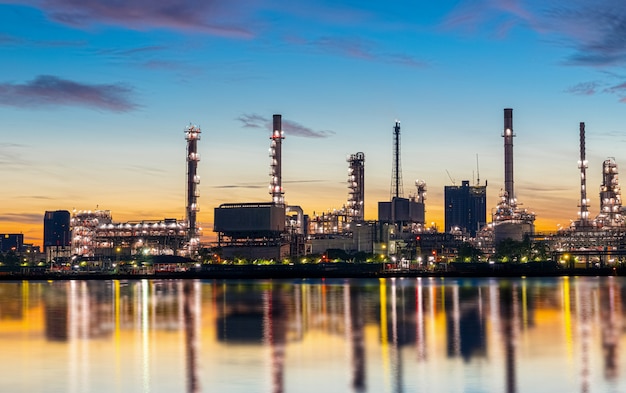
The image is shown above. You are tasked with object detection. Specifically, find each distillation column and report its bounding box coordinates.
[598,158,624,227]
[347,152,365,222]
[185,124,201,253]
[269,114,285,205]
[503,108,515,205]
[578,122,590,226]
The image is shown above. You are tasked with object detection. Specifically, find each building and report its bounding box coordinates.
[44,210,71,260]
[0,233,23,253]
[444,180,487,237]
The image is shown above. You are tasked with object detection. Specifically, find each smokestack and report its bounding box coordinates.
[578,122,589,226]
[391,121,403,199]
[503,108,515,204]
[269,114,284,205]
[185,124,201,253]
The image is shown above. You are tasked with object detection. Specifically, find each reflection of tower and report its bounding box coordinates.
[578,282,592,393]
[263,288,287,393]
[415,279,426,361]
[269,115,285,206]
[183,281,201,393]
[446,285,486,361]
[391,121,404,199]
[347,152,365,222]
[601,278,621,379]
[345,284,366,392]
[185,124,201,254]
[500,284,518,393]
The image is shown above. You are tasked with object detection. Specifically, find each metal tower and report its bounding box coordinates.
[347,152,365,222]
[598,158,624,227]
[185,124,201,253]
[269,114,285,205]
[503,108,515,205]
[391,121,404,199]
[578,122,590,226]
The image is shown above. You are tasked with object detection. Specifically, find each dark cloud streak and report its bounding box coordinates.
[0,213,43,224]
[0,75,137,112]
[236,113,335,138]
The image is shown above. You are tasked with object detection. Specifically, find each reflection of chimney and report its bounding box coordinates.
[183,281,200,393]
[264,289,287,393]
[500,284,518,393]
[503,108,515,203]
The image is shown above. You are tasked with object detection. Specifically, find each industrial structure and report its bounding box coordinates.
[67,124,203,261]
[44,210,71,261]
[492,108,535,244]
[347,152,365,222]
[378,120,425,231]
[548,122,626,264]
[445,180,487,237]
[391,121,403,199]
[214,115,299,260]
[19,107,626,268]
[185,124,201,254]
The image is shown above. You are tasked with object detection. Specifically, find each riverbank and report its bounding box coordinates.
[0,262,623,280]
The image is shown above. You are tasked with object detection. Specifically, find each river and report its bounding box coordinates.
[0,277,623,392]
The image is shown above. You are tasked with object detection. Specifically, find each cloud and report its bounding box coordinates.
[444,0,626,68]
[213,180,325,189]
[0,143,29,167]
[0,212,43,224]
[236,113,335,138]
[11,0,256,38]
[604,82,626,94]
[0,75,138,112]
[565,81,601,96]
[443,0,626,103]
[294,36,429,68]
[237,113,267,129]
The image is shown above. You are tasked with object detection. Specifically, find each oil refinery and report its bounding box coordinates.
[26,108,626,270]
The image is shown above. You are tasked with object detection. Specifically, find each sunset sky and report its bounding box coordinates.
[1,0,625,247]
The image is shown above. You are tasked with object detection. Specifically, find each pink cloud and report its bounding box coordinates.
[9,0,257,38]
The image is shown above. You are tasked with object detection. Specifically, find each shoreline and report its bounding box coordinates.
[0,263,622,280]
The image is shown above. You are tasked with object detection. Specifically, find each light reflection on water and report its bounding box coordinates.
[0,277,624,392]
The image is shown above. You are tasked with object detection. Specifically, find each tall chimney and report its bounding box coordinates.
[578,122,589,226]
[503,108,515,204]
[269,114,284,205]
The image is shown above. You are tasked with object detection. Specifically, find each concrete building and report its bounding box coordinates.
[445,180,487,237]
[44,210,71,261]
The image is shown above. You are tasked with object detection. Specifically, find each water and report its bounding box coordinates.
[0,277,624,393]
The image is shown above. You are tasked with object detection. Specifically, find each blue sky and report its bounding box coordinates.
[1,0,626,245]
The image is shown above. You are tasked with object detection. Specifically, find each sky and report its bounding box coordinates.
[1,0,626,247]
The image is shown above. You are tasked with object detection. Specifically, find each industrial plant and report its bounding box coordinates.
[5,107,626,272]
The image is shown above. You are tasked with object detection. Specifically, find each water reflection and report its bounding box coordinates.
[1,277,626,392]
